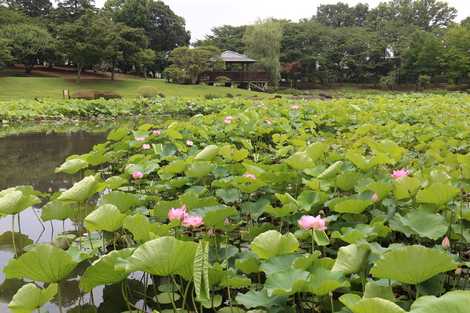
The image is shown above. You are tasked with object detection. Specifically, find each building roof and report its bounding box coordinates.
[219,50,256,63]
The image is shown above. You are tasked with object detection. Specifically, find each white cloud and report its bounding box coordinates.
[96,0,470,41]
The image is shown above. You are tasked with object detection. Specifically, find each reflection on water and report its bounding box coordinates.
[0,130,108,312]
[0,131,106,191]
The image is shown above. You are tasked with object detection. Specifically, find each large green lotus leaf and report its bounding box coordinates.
[259,254,298,276]
[236,289,284,309]
[55,158,88,174]
[410,291,470,313]
[159,159,187,176]
[79,248,133,292]
[370,245,457,284]
[123,214,169,242]
[264,268,309,296]
[367,181,393,199]
[100,191,143,212]
[58,175,99,202]
[84,204,126,232]
[400,210,448,240]
[0,231,32,252]
[286,152,315,170]
[331,198,373,214]
[394,177,420,200]
[351,298,406,313]
[235,252,261,274]
[41,200,77,221]
[193,241,210,301]
[104,176,128,190]
[4,244,78,283]
[336,172,362,191]
[219,270,251,289]
[346,151,380,171]
[185,161,214,178]
[8,283,57,313]
[297,190,328,211]
[0,187,40,215]
[364,280,395,301]
[195,145,219,161]
[216,188,241,204]
[416,183,460,206]
[307,267,350,296]
[306,142,328,161]
[250,230,299,260]
[192,205,238,229]
[116,236,197,280]
[107,126,129,141]
[332,244,370,274]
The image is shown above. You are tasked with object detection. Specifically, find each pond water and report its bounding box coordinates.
[0,124,147,313]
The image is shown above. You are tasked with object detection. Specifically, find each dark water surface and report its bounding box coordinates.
[0,127,133,313]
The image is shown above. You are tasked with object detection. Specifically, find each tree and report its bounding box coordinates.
[102,22,147,80]
[367,0,456,31]
[316,2,369,27]
[0,38,13,68]
[194,25,246,52]
[401,30,445,82]
[105,0,190,55]
[0,23,55,73]
[244,19,283,87]
[134,48,155,79]
[53,0,96,22]
[58,12,108,82]
[5,0,52,17]
[167,46,220,84]
[443,25,470,83]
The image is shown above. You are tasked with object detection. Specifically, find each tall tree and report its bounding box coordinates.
[102,22,148,80]
[166,46,220,84]
[53,0,95,22]
[244,19,283,87]
[316,2,369,27]
[58,12,108,81]
[0,37,13,68]
[105,0,190,56]
[194,25,246,52]
[0,23,55,73]
[6,0,52,17]
[443,25,470,83]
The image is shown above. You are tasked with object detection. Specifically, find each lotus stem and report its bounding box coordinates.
[17,212,22,233]
[182,280,191,310]
[57,284,63,313]
[329,293,334,312]
[311,229,315,253]
[191,284,199,313]
[11,215,17,257]
[227,287,234,313]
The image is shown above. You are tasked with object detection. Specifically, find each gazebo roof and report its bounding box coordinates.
[219,50,256,63]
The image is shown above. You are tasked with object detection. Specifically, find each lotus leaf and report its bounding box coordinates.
[250,230,299,259]
[84,204,126,232]
[8,283,58,313]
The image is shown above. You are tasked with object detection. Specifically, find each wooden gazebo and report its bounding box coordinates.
[201,50,269,91]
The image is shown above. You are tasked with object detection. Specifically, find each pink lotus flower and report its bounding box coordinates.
[391,169,409,180]
[152,130,161,136]
[142,144,151,150]
[291,104,301,110]
[168,205,188,222]
[182,215,204,228]
[442,236,450,249]
[243,173,257,180]
[371,193,380,202]
[298,215,327,231]
[132,171,144,180]
[186,140,193,146]
[135,136,146,142]
[224,116,233,124]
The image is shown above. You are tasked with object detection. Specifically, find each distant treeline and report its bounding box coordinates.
[196,0,470,87]
[0,0,190,81]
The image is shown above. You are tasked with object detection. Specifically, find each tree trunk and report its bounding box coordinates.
[76,64,82,84]
[111,61,115,80]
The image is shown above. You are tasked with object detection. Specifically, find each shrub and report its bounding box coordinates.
[204,94,220,100]
[379,71,398,89]
[138,86,159,98]
[226,93,234,98]
[71,90,121,100]
[418,74,432,88]
[215,76,231,85]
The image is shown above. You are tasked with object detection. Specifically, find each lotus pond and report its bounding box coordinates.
[0,94,469,313]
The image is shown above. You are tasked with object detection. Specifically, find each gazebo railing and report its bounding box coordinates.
[201,71,269,82]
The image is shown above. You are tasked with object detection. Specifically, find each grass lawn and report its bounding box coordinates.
[0,76,261,100]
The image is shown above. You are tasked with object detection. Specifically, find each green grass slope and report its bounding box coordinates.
[0,77,260,100]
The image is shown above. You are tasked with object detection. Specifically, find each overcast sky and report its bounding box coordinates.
[98,0,470,41]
